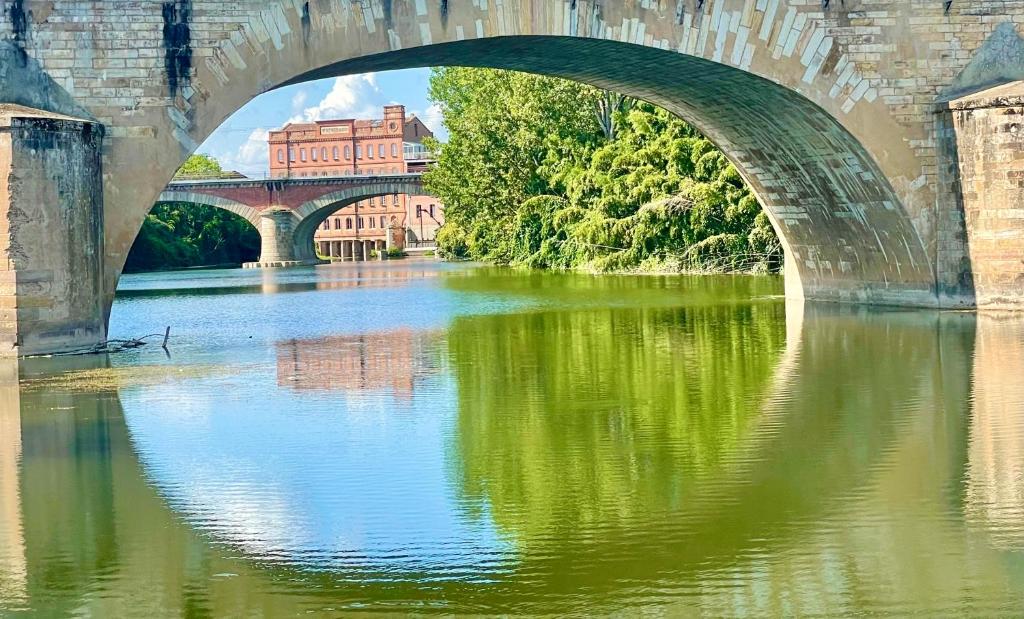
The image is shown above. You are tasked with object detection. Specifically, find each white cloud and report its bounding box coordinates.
[418,103,447,141]
[216,128,270,176]
[288,74,384,124]
[291,90,308,112]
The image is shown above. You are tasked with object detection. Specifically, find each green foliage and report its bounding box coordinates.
[387,248,407,258]
[125,156,260,272]
[425,68,782,273]
[174,153,223,179]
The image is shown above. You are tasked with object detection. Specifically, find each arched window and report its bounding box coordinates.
[322,221,329,230]
[333,218,340,230]
[391,143,398,158]
[379,144,385,159]
[311,148,317,161]
[300,148,307,161]
[367,145,374,159]
[289,147,296,162]
[277,149,284,163]
[356,145,362,159]
[321,147,327,161]
[380,216,386,228]
[369,196,375,207]
[346,218,353,230]
[345,145,351,160]
[333,146,340,160]
[369,217,376,229]
[358,217,364,229]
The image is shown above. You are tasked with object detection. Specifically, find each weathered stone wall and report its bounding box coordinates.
[0,105,105,356]
[0,1,1022,332]
[948,82,1024,308]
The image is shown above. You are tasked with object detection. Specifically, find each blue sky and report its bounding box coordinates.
[199,68,445,177]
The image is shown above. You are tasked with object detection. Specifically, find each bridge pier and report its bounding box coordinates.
[949,82,1024,309]
[0,107,106,357]
[243,208,321,269]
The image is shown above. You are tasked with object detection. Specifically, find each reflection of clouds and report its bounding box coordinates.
[122,366,513,577]
[276,328,441,399]
[0,380,26,608]
[966,315,1024,549]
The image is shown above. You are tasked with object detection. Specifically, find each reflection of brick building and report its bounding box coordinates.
[267,105,444,259]
[276,329,439,400]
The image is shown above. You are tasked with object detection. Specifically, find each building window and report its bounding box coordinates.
[311,148,317,161]
[346,218,353,230]
[321,147,328,161]
[289,147,296,162]
[333,218,341,230]
[391,143,398,158]
[369,217,376,229]
[333,146,340,160]
[277,149,284,163]
[367,145,374,159]
[345,145,351,160]
[322,221,329,230]
[379,144,385,159]
[430,205,435,218]
[300,148,307,161]
[416,205,422,218]
[380,216,386,228]
[369,196,375,207]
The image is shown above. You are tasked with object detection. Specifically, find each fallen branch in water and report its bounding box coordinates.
[30,329,172,358]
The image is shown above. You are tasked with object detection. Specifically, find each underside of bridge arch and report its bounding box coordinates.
[290,183,432,263]
[261,37,934,305]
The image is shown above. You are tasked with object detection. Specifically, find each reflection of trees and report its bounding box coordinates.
[447,303,982,613]
[450,302,787,537]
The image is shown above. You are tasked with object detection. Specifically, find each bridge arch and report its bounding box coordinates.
[5,1,982,353]
[290,180,433,261]
[153,190,264,229]
[92,1,942,309]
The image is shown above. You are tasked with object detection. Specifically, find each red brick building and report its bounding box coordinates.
[267,105,443,259]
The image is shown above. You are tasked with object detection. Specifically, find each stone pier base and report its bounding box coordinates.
[243,207,323,269]
[949,82,1024,309]
[0,106,106,357]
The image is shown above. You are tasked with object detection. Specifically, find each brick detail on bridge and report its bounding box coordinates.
[1,1,1024,354]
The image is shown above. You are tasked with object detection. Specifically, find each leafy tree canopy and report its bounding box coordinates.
[424,68,782,273]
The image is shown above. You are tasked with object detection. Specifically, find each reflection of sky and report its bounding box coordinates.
[111,264,524,578]
[121,367,514,577]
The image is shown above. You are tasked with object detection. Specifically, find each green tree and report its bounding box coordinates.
[425,68,782,273]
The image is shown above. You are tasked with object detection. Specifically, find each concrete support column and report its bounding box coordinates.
[343,240,353,261]
[949,82,1024,308]
[353,240,364,261]
[244,208,305,268]
[0,107,106,357]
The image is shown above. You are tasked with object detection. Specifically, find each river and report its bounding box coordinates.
[2,260,1024,616]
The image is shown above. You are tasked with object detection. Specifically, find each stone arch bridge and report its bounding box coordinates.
[159,173,428,267]
[1,1,1023,355]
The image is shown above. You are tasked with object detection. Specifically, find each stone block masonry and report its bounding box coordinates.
[0,105,105,357]
[948,82,1024,309]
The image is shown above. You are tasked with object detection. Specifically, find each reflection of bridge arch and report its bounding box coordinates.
[9,306,1024,613]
